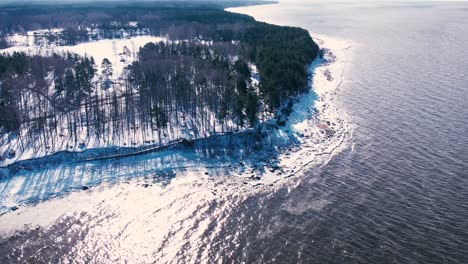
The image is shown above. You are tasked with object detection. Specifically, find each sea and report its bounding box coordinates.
[226,1,468,263]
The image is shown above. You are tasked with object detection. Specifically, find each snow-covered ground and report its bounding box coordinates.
[0,35,168,166]
[0,34,354,249]
[0,34,256,167]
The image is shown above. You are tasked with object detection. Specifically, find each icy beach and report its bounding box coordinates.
[0,34,353,250]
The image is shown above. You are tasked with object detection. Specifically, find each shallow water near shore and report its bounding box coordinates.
[1,0,468,263]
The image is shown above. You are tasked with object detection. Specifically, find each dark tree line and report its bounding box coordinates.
[0,52,29,132]
[0,33,8,49]
[242,23,319,111]
[1,4,319,117]
[126,41,258,131]
[0,3,320,154]
[0,4,253,41]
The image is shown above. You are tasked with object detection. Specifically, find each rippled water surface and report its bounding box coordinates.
[226,1,468,263]
[1,1,468,263]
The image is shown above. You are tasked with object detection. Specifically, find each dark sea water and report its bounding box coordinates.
[1,1,467,263]
[225,1,468,263]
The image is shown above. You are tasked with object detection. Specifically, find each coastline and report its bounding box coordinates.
[0,34,353,240]
[4,1,467,263]
[262,34,353,183]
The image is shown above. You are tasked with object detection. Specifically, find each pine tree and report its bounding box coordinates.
[101,58,113,89]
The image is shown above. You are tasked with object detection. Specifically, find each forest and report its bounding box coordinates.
[0,2,319,159]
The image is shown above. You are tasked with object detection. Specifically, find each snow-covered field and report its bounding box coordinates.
[3,31,164,78]
[0,34,354,253]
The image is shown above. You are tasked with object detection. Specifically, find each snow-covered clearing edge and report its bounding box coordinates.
[0,34,353,239]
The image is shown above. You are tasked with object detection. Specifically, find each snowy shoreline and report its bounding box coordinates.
[0,35,349,173]
[0,34,353,240]
[261,34,353,184]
